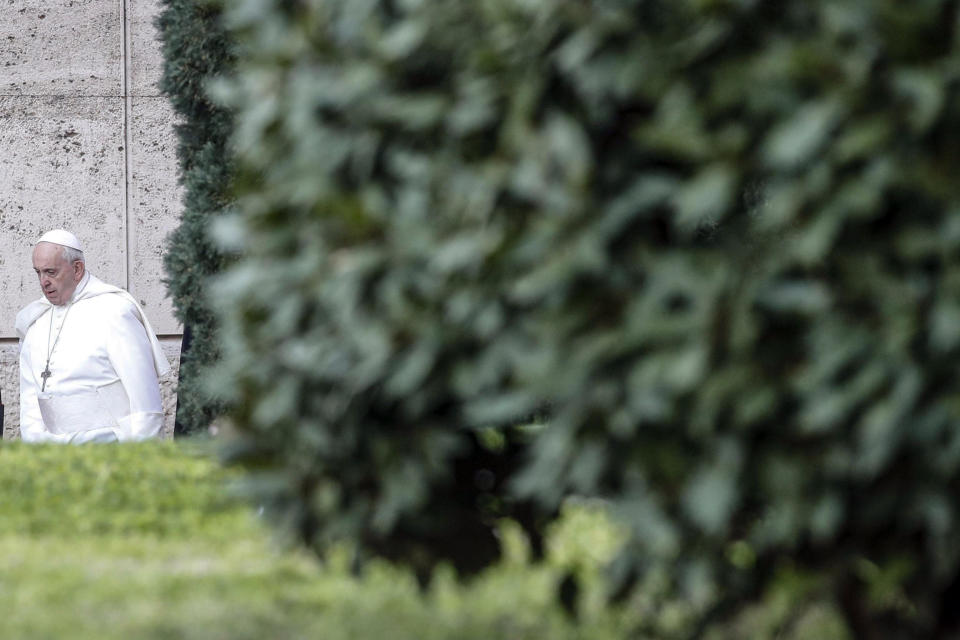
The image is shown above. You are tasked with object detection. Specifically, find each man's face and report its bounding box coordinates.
[32,242,83,306]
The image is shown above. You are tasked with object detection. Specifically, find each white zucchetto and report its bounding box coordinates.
[37,229,83,252]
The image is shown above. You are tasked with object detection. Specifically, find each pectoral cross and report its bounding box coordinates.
[41,365,51,392]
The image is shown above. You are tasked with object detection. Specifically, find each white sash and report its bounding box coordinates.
[37,380,131,435]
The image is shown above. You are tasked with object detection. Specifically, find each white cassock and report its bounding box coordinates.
[15,273,170,443]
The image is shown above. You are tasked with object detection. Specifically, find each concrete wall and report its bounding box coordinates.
[0,0,183,438]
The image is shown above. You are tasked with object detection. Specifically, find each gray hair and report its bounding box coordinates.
[61,245,85,264]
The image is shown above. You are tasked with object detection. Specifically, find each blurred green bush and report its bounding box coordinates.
[0,440,243,538]
[207,0,960,636]
[0,442,665,639]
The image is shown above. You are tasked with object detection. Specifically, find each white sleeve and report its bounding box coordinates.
[106,301,164,441]
[19,338,70,444]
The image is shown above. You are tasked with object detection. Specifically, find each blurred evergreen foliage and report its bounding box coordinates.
[156,0,234,434]
[209,0,960,636]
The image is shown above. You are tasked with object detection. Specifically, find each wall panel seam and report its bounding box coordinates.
[120,0,133,291]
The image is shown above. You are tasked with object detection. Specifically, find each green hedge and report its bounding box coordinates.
[209,0,960,637]
[0,441,242,538]
[156,0,234,435]
[0,442,853,638]
[0,442,655,639]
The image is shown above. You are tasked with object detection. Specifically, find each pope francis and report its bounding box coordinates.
[15,230,170,443]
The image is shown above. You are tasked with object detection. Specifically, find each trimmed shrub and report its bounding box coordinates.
[0,442,650,640]
[156,0,234,435]
[0,440,243,538]
[211,1,960,636]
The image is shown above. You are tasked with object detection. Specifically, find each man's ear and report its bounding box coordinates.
[73,260,85,281]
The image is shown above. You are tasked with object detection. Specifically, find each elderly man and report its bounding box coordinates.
[15,230,169,443]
